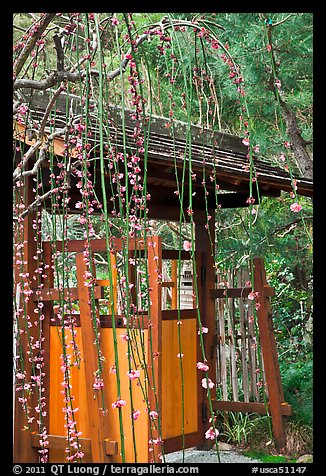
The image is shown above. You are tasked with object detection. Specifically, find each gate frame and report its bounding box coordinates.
[211,257,291,450]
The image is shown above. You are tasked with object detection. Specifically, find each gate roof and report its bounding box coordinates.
[14,90,313,214]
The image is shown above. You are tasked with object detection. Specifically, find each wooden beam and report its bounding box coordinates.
[147,236,163,462]
[210,286,275,299]
[31,434,91,453]
[31,434,118,456]
[171,260,178,310]
[211,287,252,299]
[253,257,286,450]
[163,432,204,455]
[32,285,104,301]
[42,238,145,254]
[212,400,292,416]
[75,253,110,462]
[162,309,198,321]
[195,210,216,447]
[162,250,191,260]
[50,313,149,329]
[161,281,175,288]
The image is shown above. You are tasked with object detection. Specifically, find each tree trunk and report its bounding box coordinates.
[280,98,313,179]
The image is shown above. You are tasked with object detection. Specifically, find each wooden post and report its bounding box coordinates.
[14,176,39,462]
[227,270,239,401]
[195,211,216,446]
[217,273,228,401]
[171,260,178,310]
[244,268,259,401]
[147,236,162,462]
[75,252,110,462]
[253,257,285,450]
[238,270,250,403]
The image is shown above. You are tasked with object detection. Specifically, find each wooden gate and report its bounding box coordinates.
[210,258,292,449]
[37,237,154,462]
[14,228,289,462]
[22,236,205,463]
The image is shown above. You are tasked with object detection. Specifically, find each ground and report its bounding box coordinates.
[164,448,261,463]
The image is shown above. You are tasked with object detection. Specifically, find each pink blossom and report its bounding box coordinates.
[275,78,281,89]
[152,436,164,446]
[242,138,250,147]
[248,291,259,300]
[211,40,219,49]
[93,377,104,390]
[18,104,28,115]
[183,240,192,251]
[149,410,158,420]
[132,409,141,420]
[290,202,302,213]
[198,326,208,335]
[201,377,215,389]
[120,334,129,341]
[112,398,126,409]
[127,369,140,380]
[205,426,219,440]
[246,196,256,205]
[197,361,209,372]
[187,207,193,216]
[177,353,184,359]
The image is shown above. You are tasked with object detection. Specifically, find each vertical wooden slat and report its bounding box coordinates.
[128,250,137,310]
[253,257,285,450]
[217,273,228,401]
[75,252,110,462]
[238,270,249,402]
[110,252,118,314]
[227,270,238,401]
[244,269,259,402]
[195,212,216,444]
[161,261,168,311]
[171,260,178,310]
[147,236,162,462]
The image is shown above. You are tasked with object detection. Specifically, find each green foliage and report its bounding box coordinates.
[242,451,295,463]
[280,360,313,426]
[220,412,260,446]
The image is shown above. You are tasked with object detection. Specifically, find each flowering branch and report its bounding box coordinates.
[13,128,66,182]
[13,13,56,77]
[13,71,80,91]
[16,184,69,220]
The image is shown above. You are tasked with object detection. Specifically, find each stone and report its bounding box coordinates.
[214,442,233,451]
[296,454,313,463]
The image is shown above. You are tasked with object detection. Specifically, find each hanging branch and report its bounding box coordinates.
[13,13,56,77]
[13,128,66,182]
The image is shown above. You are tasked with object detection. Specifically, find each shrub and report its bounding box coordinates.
[280,359,313,426]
